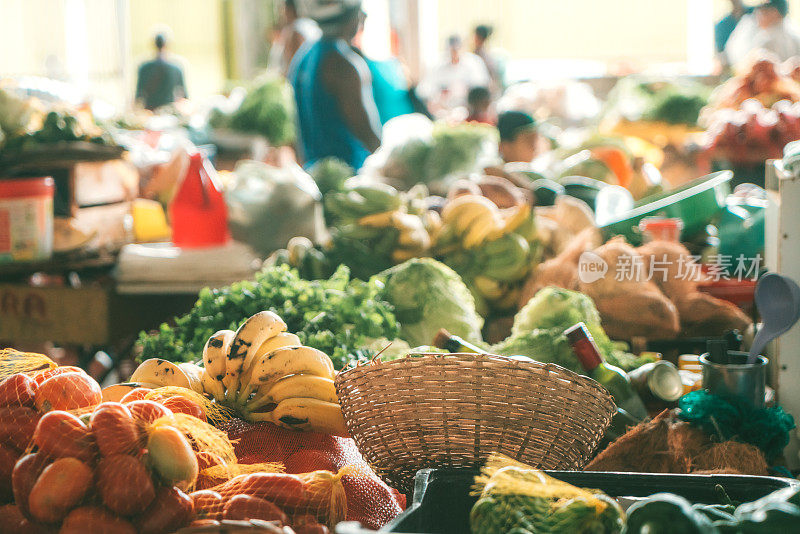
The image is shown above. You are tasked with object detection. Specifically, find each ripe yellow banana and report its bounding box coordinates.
[235,332,301,404]
[201,329,235,402]
[225,311,287,398]
[392,248,421,263]
[462,210,502,249]
[423,210,443,240]
[202,330,235,384]
[266,397,348,436]
[245,374,338,413]
[397,227,431,249]
[247,346,335,392]
[178,362,204,394]
[130,358,192,389]
[442,194,494,222]
[472,275,505,300]
[487,203,532,241]
[358,210,400,227]
[201,370,226,402]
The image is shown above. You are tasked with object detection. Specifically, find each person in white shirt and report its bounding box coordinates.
[417,35,491,116]
[725,0,800,68]
[268,0,322,76]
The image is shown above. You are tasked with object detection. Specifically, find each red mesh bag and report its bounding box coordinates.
[221,419,406,529]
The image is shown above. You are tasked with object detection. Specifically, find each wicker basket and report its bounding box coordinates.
[335,353,616,492]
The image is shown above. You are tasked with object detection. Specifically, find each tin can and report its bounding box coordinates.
[628,360,683,403]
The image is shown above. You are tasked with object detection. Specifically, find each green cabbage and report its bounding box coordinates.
[493,286,627,373]
[374,258,484,346]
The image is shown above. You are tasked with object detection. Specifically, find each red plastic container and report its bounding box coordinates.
[168,152,229,248]
[639,217,684,243]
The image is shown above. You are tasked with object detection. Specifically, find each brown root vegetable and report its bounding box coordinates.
[578,238,680,339]
[476,175,527,209]
[446,179,482,201]
[518,226,599,308]
[637,240,753,336]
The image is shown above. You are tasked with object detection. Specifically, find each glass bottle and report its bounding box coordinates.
[565,322,648,421]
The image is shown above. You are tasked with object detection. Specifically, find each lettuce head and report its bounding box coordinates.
[374,258,484,346]
[493,286,619,373]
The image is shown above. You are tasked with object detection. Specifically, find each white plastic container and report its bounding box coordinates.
[0,177,55,263]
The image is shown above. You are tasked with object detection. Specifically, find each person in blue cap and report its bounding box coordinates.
[289,0,381,170]
[725,0,800,67]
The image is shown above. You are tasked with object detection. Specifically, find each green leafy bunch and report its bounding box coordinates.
[137,264,400,369]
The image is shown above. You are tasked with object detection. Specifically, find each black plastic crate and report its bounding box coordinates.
[336,468,799,534]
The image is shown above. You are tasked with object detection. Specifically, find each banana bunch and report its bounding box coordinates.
[438,195,531,251]
[358,209,436,263]
[199,311,348,436]
[436,195,539,313]
[324,181,403,225]
[127,358,206,393]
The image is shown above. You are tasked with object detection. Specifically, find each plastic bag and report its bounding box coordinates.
[225,160,327,255]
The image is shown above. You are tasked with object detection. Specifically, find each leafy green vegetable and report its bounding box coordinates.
[642,91,708,126]
[373,258,484,346]
[308,157,354,196]
[209,75,296,146]
[382,123,496,189]
[493,287,637,373]
[137,264,399,369]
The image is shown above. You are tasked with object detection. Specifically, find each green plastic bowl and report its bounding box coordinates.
[600,171,732,245]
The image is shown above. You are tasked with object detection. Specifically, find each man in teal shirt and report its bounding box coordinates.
[290,0,381,170]
[135,32,187,111]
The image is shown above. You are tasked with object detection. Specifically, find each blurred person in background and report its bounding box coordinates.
[725,0,800,67]
[417,35,490,117]
[135,30,187,111]
[290,0,381,170]
[715,0,752,60]
[497,110,539,164]
[466,86,494,124]
[473,24,504,93]
[268,0,321,76]
[350,9,414,125]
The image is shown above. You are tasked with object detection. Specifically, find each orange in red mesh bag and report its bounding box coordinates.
[221,419,406,529]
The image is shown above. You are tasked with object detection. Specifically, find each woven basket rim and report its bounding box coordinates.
[339,352,613,399]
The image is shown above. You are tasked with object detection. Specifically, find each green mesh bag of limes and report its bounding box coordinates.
[470,455,625,534]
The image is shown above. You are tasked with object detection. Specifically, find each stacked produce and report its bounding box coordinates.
[705,98,800,163]
[134,311,347,435]
[312,181,438,279]
[380,121,496,191]
[435,177,538,314]
[522,237,752,339]
[0,353,355,533]
[0,364,199,533]
[470,454,625,534]
[492,286,650,373]
[708,57,800,112]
